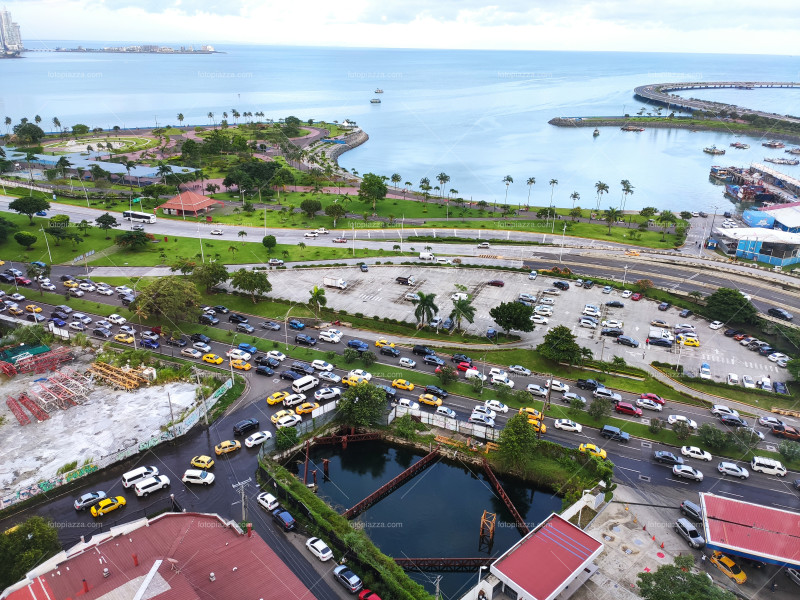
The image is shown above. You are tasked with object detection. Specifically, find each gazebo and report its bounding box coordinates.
[157,191,224,216]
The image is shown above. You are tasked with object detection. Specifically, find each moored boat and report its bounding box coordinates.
[762,140,785,149]
[709,166,732,182]
[764,157,799,166]
[620,125,644,132]
[703,145,725,155]
[370,98,381,104]
[374,88,383,94]
[730,142,750,149]
[786,147,800,155]
[593,128,600,137]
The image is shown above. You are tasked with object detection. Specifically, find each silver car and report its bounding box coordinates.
[717,462,749,479]
[674,518,705,549]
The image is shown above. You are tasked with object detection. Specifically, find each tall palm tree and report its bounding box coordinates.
[548,178,558,205]
[123,159,137,191]
[657,210,676,241]
[308,285,327,317]
[449,297,476,331]
[502,175,513,202]
[177,113,184,127]
[228,245,238,259]
[570,191,580,208]
[603,207,622,234]
[4,116,11,135]
[412,292,439,328]
[620,179,634,212]
[55,156,72,178]
[34,115,42,126]
[594,181,609,214]
[207,112,215,127]
[238,230,248,244]
[403,181,412,200]
[419,176,430,191]
[437,172,450,198]
[52,116,61,134]
[156,162,173,184]
[24,150,36,183]
[526,177,536,207]
[391,173,402,189]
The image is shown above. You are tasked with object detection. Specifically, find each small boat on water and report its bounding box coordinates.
[370,98,381,104]
[764,157,800,166]
[725,183,774,202]
[703,145,726,155]
[620,125,644,132]
[763,140,785,149]
[786,147,800,155]
[374,89,383,94]
[709,166,732,182]
[730,141,750,149]
[593,128,600,137]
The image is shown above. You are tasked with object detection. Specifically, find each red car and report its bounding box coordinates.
[733,333,747,341]
[639,392,664,405]
[487,280,505,287]
[615,402,643,417]
[15,277,32,286]
[456,361,471,372]
[359,590,382,600]
[631,293,642,301]
[332,237,348,243]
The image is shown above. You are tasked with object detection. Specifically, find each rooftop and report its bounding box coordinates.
[714,226,800,244]
[158,191,223,213]
[700,493,800,567]
[759,202,800,228]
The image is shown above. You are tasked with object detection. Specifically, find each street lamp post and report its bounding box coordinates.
[559,223,567,263]
[283,304,298,350]
[622,265,629,287]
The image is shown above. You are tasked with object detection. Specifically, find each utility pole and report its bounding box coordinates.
[434,575,441,600]
[232,478,252,522]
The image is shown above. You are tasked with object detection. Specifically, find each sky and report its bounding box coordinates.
[6,0,800,54]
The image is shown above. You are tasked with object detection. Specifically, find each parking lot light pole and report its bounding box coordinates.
[559,223,567,263]
[622,265,629,287]
[283,304,298,350]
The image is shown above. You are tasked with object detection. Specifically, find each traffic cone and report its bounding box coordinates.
[652,535,656,541]
[661,543,665,549]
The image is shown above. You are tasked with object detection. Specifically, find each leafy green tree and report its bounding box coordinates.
[358,173,388,211]
[704,287,758,324]
[8,197,50,224]
[230,268,272,303]
[43,226,70,246]
[13,122,45,144]
[497,413,538,472]
[649,417,663,434]
[697,423,727,451]
[14,231,37,250]
[324,202,347,227]
[449,297,476,331]
[299,198,322,218]
[634,279,653,293]
[343,348,359,364]
[680,211,693,220]
[93,213,118,239]
[338,382,386,427]
[412,292,439,328]
[672,421,691,441]
[0,216,17,243]
[536,325,582,365]
[603,206,621,233]
[489,301,534,334]
[262,234,277,253]
[361,351,376,367]
[778,440,800,462]
[26,262,51,296]
[394,414,417,439]
[308,285,327,316]
[786,358,800,382]
[191,261,229,293]
[115,230,150,250]
[587,397,611,421]
[275,427,298,452]
[170,257,197,275]
[639,206,657,218]
[130,276,202,324]
[72,124,90,135]
[0,516,62,590]
[437,365,458,385]
[569,397,585,415]
[638,555,735,600]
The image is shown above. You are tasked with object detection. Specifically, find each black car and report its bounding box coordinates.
[93,327,112,338]
[376,384,397,399]
[424,355,445,366]
[51,310,69,321]
[452,353,472,364]
[658,302,670,311]
[723,329,741,337]
[758,345,774,356]
[774,381,789,395]
[412,345,434,356]
[260,321,281,331]
[719,414,748,428]
[233,418,259,436]
[236,323,256,334]
[601,327,624,337]
[424,385,448,399]
[616,336,639,348]
[271,507,296,531]
[27,314,46,323]
[553,280,570,290]
[190,333,211,344]
[165,336,188,347]
[380,346,400,357]
[679,309,693,318]
[255,365,274,376]
[59,274,77,282]
[55,304,73,315]
[199,314,219,325]
[680,500,703,522]
[295,334,316,346]
[228,313,249,324]
[653,451,684,466]
[576,378,601,390]
[767,307,793,321]
[583,280,594,289]
[0,274,14,284]
[606,300,624,308]
[213,305,230,314]
[291,361,315,375]
[649,338,673,348]
[255,355,280,368]
[280,370,304,381]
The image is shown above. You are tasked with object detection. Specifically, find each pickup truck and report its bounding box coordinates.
[396,276,416,285]
[576,379,602,391]
[600,425,630,443]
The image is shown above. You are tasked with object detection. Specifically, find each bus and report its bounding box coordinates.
[122,211,156,224]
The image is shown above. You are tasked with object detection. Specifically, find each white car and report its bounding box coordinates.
[741,375,756,389]
[717,462,749,479]
[542,288,560,296]
[776,358,788,368]
[601,319,624,328]
[530,315,549,325]
[226,349,252,361]
[681,446,712,462]
[468,414,495,428]
[554,419,582,433]
[621,290,632,298]
[210,229,224,235]
[539,297,555,306]
[667,415,698,430]
[182,469,215,485]
[484,399,509,413]
[314,387,342,401]
[320,331,341,343]
[491,374,514,388]
[304,231,319,238]
[115,285,133,294]
[726,373,739,386]
[562,392,587,406]
[305,537,333,562]
[709,321,724,330]
[267,350,286,362]
[311,360,333,371]
[315,228,329,235]
[327,329,344,338]
[405,292,420,302]
[193,342,211,353]
[244,431,273,448]
[711,404,739,418]
[583,306,601,317]
[69,289,85,297]
[488,367,507,378]
[635,398,663,412]
[181,348,203,359]
[471,405,497,419]
[108,314,126,325]
[319,371,342,384]
[675,323,695,331]
[257,492,279,511]
[73,313,92,324]
[768,352,788,363]
[508,365,531,376]
[78,283,96,292]
[546,380,570,393]
[119,325,136,335]
[41,283,56,291]
[275,414,302,429]
[534,306,553,316]
[672,465,704,482]
[348,369,372,381]
[759,416,785,428]
[9,293,25,301]
[399,357,417,369]
[68,321,86,331]
[527,384,547,397]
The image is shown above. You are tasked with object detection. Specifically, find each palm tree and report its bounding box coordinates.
[228,245,238,259]
[391,173,402,190]
[412,292,439,328]
[55,156,72,178]
[603,207,622,234]
[34,115,42,126]
[156,162,173,184]
[570,191,580,209]
[437,172,450,198]
[238,230,248,244]
[526,177,536,207]
[24,150,36,183]
[449,297,476,331]
[308,285,327,317]
[548,178,558,206]
[4,116,11,135]
[419,176,430,192]
[123,159,137,191]
[594,181,609,214]
[620,179,634,212]
[177,113,184,127]
[657,210,676,241]
[403,181,412,200]
[208,112,215,127]
[52,117,61,134]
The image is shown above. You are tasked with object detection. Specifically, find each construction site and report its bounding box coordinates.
[0,343,197,498]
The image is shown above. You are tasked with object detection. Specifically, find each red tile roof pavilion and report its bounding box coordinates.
[4,512,311,600]
[157,191,223,216]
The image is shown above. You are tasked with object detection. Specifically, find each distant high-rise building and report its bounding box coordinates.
[0,7,23,52]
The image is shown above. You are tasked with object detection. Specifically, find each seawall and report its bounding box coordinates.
[329,129,369,165]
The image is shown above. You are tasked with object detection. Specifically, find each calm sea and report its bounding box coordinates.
[3,43,800,212]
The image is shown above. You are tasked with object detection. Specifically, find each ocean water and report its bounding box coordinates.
[2,43,800,211]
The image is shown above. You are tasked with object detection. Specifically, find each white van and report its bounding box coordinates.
[122,466,159,488]
[134,475,170,497]
[419,252,435,261]
[292,375,319,394]
[465,369,487,381]
[436,258,452,265]
[397,398,420,410]
[750,456,787,477]
[451,292,469,302]
[529,270,538,280]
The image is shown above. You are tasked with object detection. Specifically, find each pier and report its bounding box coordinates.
[482,459,530,536]
[634,81,800,126]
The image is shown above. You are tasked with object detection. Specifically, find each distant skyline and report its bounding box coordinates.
[6,0,800,55]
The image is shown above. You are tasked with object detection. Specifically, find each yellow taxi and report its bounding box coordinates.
[8,306,23,316]
[25,304,42,313]
[418,393,442,407]
[214,440,241,455]
[270,409,296,424]
[375,339,395,348]
[624,250,640,257]
[295,402,320,415]
[191,455,215,469]
[230,359,251,371]
[63,280,79,288]
[0,260,4,266]
[519,407,542,420]
[710,551,747,584]
[342,374,367,387]
[528,419,547,434]
[114,333,134,344]
[579,443,607,460]
[91,496,126,518]
[391,379,415,391]
[202,353,224,364]
[267,391,289,405]
[676,334,700,347]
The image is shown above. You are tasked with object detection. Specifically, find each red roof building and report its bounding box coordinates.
[700,493,800,567]
[3,512,312,600]
[157,191,223,216]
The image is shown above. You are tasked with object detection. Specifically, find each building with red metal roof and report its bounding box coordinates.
[469,513,603,600]
[2,512,311,600]
[700,493,800,567]
[157,191,224,216]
